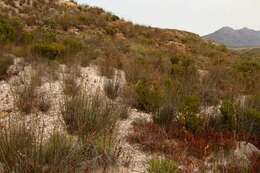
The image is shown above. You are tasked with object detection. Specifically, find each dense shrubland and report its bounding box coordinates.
[0,1,259,172]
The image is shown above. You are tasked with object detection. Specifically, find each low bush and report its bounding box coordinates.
[135,80,163,112]
[14,81,36,114]
[104,78,120,100]
[129,122,237,159]
[148,159,178,173]
[0,17,23,43]
[0,55,13,80]
[97,57,116,79]
[179,95,203,133]
[153,105,176,127]
[216,100,237,131]
[0,121,78,173]
[43,133,76,172]
[14,72,49,114]
[62,93,119,141]
[36,94,51,113]
[237,108,260,135]
[33,42,65,60]
[63,37,83,54]
[63,72,79,96]
[233,58,260,92]
[179,95,201,116]
[116,104,129,120]
[185,114,204,134]
[0,116,117,173]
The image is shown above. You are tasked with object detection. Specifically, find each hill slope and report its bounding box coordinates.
[204,27,260,47]
[0,1,259,173]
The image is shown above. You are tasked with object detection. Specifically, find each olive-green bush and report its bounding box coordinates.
[135,81,163,112]
[0,55,13,80]
[148,159,178,173]
[33,42,65,60]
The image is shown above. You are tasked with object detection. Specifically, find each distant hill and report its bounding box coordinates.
[204,27,260,48]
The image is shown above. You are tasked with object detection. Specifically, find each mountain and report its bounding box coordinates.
[204,26,260,47]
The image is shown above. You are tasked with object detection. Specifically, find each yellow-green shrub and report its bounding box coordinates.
[33,42,65,60]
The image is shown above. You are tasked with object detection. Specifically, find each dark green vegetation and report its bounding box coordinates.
[0,1,259,172]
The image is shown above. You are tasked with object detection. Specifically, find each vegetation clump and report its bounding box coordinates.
[33,42,65,60]
[148,159,178,173]
[62,93,119,140]
[0,54,13,80]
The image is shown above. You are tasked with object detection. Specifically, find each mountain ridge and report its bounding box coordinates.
[204,26,260,48]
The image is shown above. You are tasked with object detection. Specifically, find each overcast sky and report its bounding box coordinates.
[76,0,260,35]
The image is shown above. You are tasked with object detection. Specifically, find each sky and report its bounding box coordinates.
[76,0,260,36]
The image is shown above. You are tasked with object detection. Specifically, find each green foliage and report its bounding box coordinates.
[0,121,87,173]
[153,105,176,127]
[180,95,201,116]
[62,93,118,140]
[0,17,23,43]
[179,96,203,133]
[233,58,260,91]
[210,98,260,135]
[63,37,83,54]
[135,81,163,112]
[171,54,197,78]
[219,100,237,131]
[148,159,178,173]
[20,31,34,44]
[0,55,13,80]
[238,108,260,135]
[104,78,120,100]
[33,42,65,60]
[43,133,74,168]
[185,114,204,134]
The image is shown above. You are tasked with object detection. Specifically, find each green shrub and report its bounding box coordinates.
[63,72,79,96]
[148,159,178,173]
[19,31,34,44]
[0,120,87,173]
[104,78,120,100]
[0,55,13,80]
[219,100,237,131]
[0,122,40,173]
[180,95,201,116]
[0,18,16,42]
[62,93,119,140]
[43,133,74,170]
[179,96,203,133]
[63,37,83,54]
[185,114,204,134]
[153,105,176,127]
[237,108,260,135]
[0,17,22,43]
[14,82,36,114]
[233,59,260,91]
[135,81,163,112]
[117,104,129,119]
[33,42,65,60]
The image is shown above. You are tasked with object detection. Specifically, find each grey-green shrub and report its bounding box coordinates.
[62,93,118,140]
[153,105,176,127]
[104,78,120,100]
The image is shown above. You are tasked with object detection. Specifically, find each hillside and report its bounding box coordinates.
[204,26,260,48]
[0,0,259,173]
